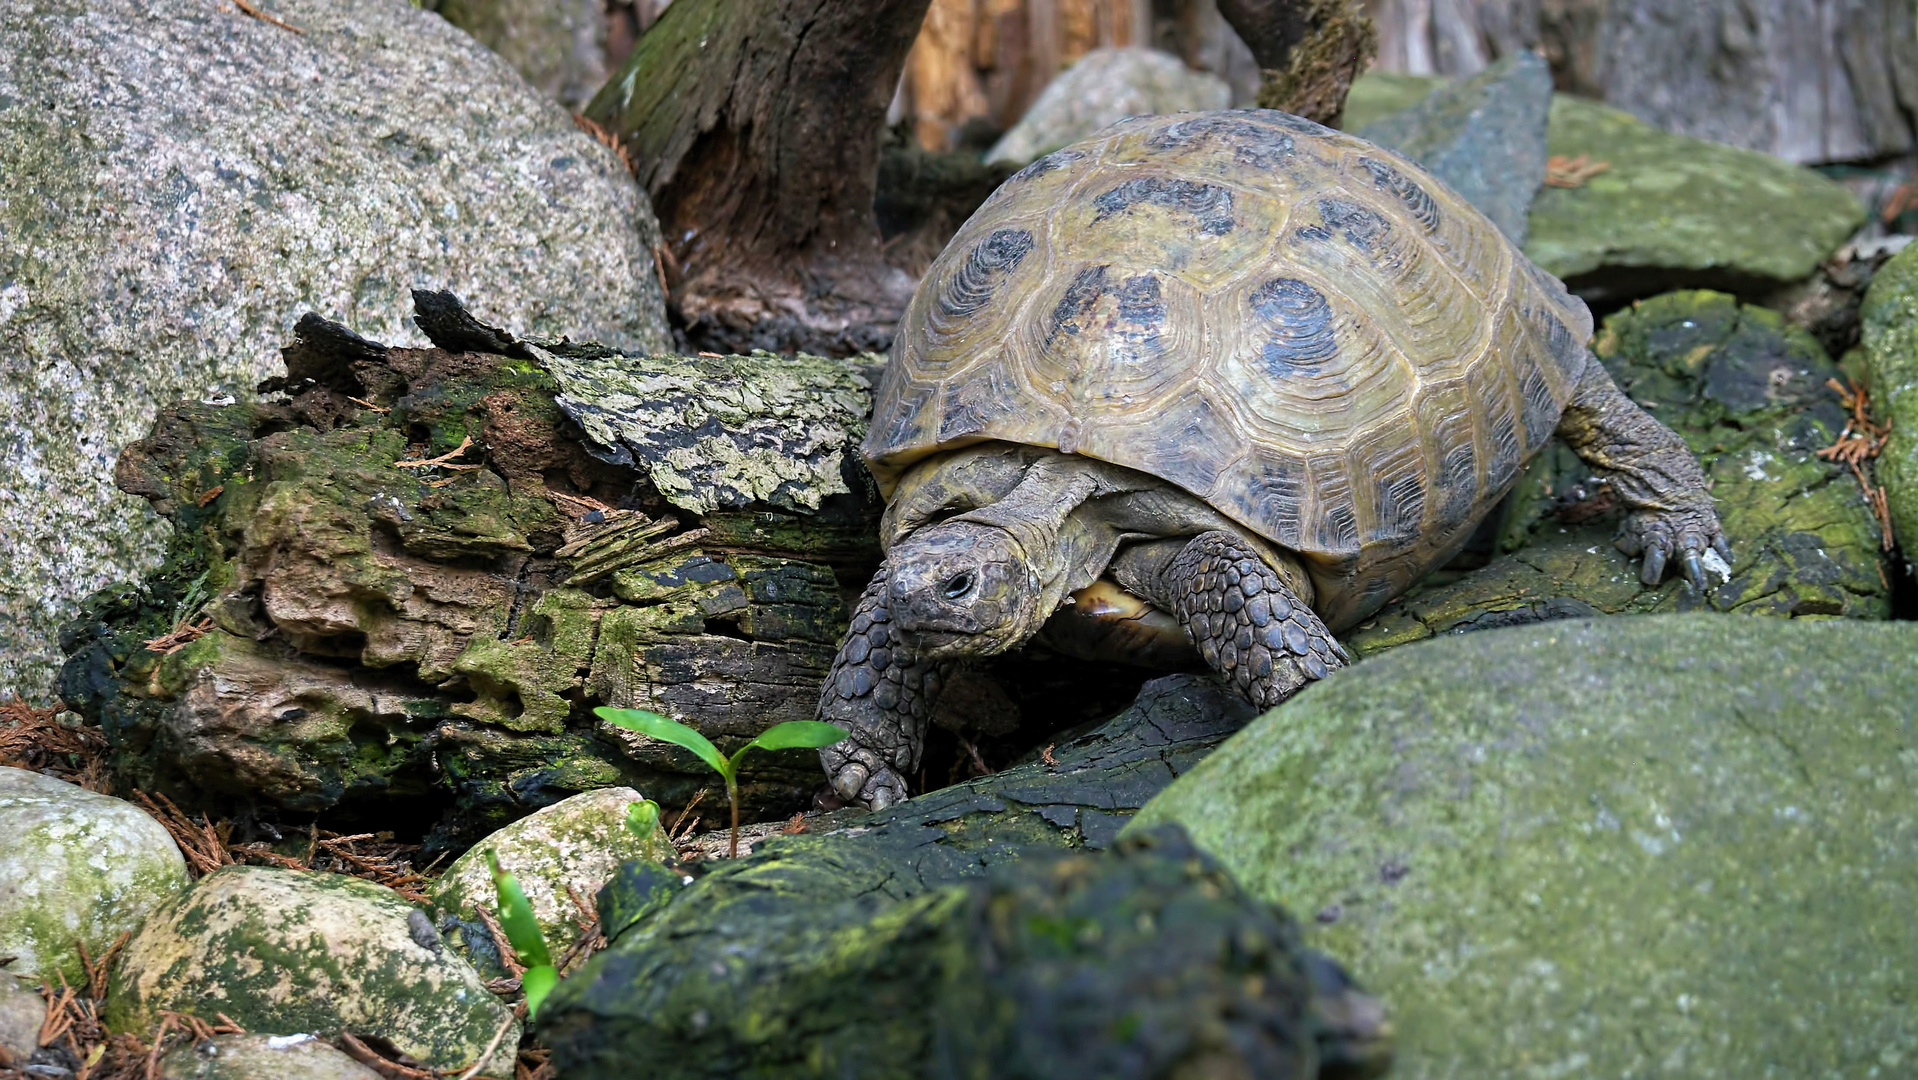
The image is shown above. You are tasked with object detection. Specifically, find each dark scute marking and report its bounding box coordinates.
[1250,278,1340,376]
[1359,157,1441,233]
[1117,274,1164,326]
[1518,365,1558,448]
[1488,404,1522,482]
[1010,148,1084,183]
[938,228,1034,320]
[1532,302,1585,377]
[1048,265,1110,343]
[1091,177,1236,236]
[1436,441,1479,532]
[1358,575,1398,615]
[1374,468,1426,540]
[1251,110,1334,138]
[1292,223,1334,244]
[1143,113,1297,170]
[1317,198,1390,252]
[938,366,1020,443]
[1317,502,1362,555]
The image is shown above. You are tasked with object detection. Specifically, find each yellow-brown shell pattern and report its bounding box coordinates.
[866,110,1595,631]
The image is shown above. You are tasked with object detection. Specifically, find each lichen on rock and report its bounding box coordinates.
[108,866,516,1075]
[0,766,188,985]
[1859,240,1918,576]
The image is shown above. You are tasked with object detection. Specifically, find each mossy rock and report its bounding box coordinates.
[1132,614,1918,1079]
[108,866,515,1073]
[0,767,188,984]
[431,786,667,968]
[1859,240,1918,575]
[1348,290,1890,656]
[1523,96,1865,299]
[1339,71,1444,134]
[158,1034,381,1080]
[543,825,1340,1080]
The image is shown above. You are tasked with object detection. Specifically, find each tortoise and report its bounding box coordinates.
[818,109,1725,808]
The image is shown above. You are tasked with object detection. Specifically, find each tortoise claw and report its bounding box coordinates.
[1619,504,1726,590]
[1681,551,1706,592]
[1638,542,1667,586]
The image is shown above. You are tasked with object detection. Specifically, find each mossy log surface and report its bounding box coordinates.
[58,293,883,846]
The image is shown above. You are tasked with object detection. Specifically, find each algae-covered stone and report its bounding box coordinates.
[1338,71,1442,133]
[158,1033,382,1080]
[109,866,515,1074]
[0,766,188,984]
[1358,51,1551,243]
[0,0,671,700]
[984,47,1231,167]
[1347,290,1890,656]
[1524,96,1865,299]
[1132,614,1918,1079]
[1859,240,1918,572]
[544,825,1339,1080]
[432,787,665,957]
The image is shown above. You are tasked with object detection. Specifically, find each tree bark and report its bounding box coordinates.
[1216,0,1378,125]
[583,0,934,356]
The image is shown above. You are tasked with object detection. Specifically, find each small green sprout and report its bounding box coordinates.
[485,850,558,1019]
[625,797,664,863]
[594,708,849,857]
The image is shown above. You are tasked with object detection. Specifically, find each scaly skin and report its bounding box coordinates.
[1556,356,1728,588]
[1164,531,1347,709]
[817,567,950,809]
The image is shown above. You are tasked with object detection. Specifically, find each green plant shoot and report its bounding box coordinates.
[626,797,664,863]
[594,708,849,857]
[486,849,558,1018]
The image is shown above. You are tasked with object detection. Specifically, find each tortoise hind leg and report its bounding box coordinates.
[818,567,951,810]
[1162,532,1347,709]
[1555,355,1728,590]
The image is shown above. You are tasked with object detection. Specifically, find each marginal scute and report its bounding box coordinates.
[874,109,1594,630]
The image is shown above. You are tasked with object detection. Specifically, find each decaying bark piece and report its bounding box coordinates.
[582,0,932,356]
[1221,0,1378,126]
[61,292,884,845]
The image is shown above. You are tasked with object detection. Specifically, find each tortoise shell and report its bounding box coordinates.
[866,110,1595,631]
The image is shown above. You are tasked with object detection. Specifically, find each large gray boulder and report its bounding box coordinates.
[1133,615,1918,1079]
[428,0,607,111]
[0,0,671,700]
[985,47,1231,167]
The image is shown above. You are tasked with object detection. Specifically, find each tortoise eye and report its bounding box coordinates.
[942,571,976,600]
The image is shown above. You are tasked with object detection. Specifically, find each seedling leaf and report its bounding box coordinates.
[745,720,851,753]
[520,965,560,1019]
[485,850,553,969]
[595,707,727,776]
[626,798,661,841]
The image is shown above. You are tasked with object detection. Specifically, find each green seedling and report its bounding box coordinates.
[594,708,849,857]
[485,850,558,1019]
[625,797,664,863]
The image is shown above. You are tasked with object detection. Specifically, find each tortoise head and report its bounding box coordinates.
[886,519,1042,659]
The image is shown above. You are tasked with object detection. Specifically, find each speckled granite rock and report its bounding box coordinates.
[1346,290,1891,656]
[158,1034,382,1080]
[432,787,665,963]
[1859,241,1918,575]
[108,866,515,1074]
[0,975,41,1067]
[1133,614,1918,1080]
[1523,96,1866,301]
[0,0,671,700]
[0,767,188,984]
[428,0,606,110]
[984,47,1231,166]
[1357,51,1549,244]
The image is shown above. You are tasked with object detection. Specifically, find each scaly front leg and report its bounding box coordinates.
[817,567,951,810]
[1556,355,1728,589]
[1164,532,1347,709]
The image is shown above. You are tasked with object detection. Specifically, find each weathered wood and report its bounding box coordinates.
[60,293,885,847]
[583,0,931,356]
[1362,0,1918,164]
[1220,0,1377,125]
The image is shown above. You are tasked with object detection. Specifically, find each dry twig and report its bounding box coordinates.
[394,435,481,471]
[1544,154,1611,188]
[141,617,213,656]
[475,906,526,980]
[132,792,233,877]
[1815,377,1896,549]
[231,0,304,33]
[348,396,391,414]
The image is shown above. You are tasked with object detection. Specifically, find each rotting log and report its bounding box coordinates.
[582,0,933,356]
[58,291,887,847]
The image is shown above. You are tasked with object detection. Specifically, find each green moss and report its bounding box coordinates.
[1859,241,1918,569]
[1132,614,1918,1079]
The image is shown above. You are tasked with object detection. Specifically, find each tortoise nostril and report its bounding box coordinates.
[942,571,975,600]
